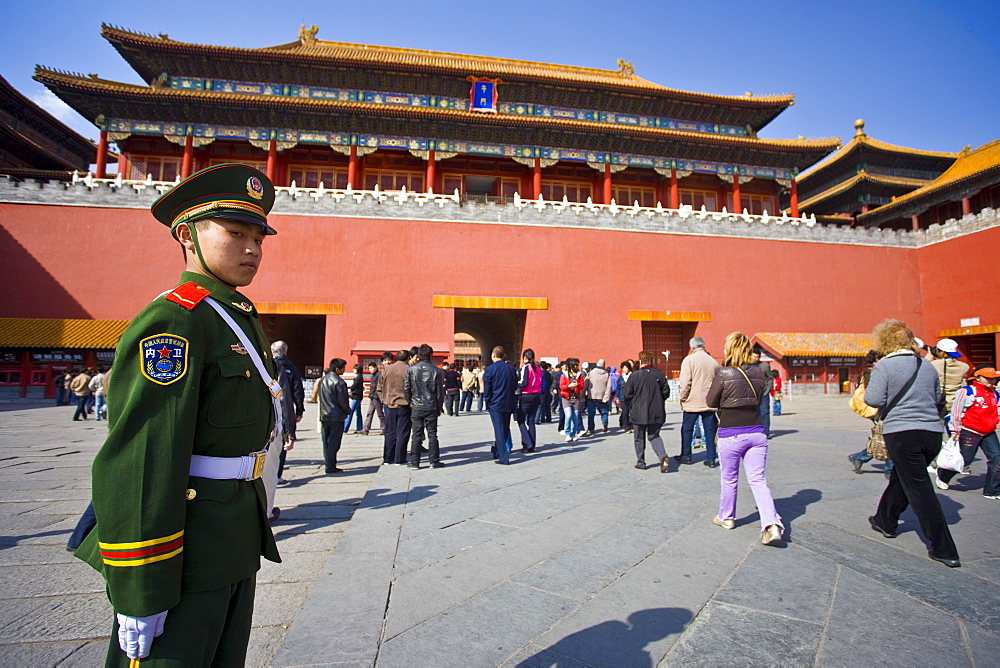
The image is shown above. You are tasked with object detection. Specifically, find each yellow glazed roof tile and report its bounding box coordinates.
[0,318,129,349]
[753,333,872,358]
[859,138,1000,218]
[101,25,795,105]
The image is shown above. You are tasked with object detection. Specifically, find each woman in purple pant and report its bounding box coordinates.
[706,332,783,546]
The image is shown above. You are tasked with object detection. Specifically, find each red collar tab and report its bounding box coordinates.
[164,282,212,310]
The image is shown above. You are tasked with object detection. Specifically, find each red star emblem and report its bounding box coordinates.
[157,346,173,358]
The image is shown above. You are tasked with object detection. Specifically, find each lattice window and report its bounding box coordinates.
[363,170,424,192]
[128,156,181,182]
[679,189,718,211]
[289,167,347,189]
[443,174,464,195]
[613,185,655,207]
[499,178,520,199]
[727,193,777,215]
[541,180,592,203]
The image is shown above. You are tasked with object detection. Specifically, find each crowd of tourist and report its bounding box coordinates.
[56,367,110,421]
[73,320,991,567]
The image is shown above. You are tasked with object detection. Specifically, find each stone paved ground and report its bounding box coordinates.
[2,396,999,666]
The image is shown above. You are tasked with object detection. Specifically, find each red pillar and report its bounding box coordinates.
[603,164,612,204]
[347,145,358,189]
[669,168,679,209]
[911,214,920,230]
[790,179,799,218]
[426,149,436,193]
[533,158,542,199]
[181,135,194,180]
[265,140,278,184]
[732,177,742,214]
[95,130,108,178]
[19,351,31,399]
[117,152,130,180]
[962,196,971,215]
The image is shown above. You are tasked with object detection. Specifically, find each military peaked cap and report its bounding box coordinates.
[151,163,277,235]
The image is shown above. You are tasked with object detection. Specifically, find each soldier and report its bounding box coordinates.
[75,164,282,665]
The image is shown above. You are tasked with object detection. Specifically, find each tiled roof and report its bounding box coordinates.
[0,318,129,349]
[796,170,931,211]
[797,122,957,185]
[753,333,872,358]
[101,25,794,106]
[857,139,1000,221]
[34,69,838,153]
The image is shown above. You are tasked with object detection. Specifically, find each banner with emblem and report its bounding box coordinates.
[467,76,501,114]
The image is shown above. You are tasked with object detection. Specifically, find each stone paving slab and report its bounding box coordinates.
[4,396,1000,666]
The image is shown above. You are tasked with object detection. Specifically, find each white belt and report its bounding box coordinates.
[189,450,268,481]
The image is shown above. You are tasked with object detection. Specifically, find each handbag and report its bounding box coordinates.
[936,435,965,473]
[866,420,890,461]
[849,384,879,419]
[866,357,921,461]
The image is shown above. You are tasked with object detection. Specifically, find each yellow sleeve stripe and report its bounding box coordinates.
[103,547,183,567]
[99,530,184,550]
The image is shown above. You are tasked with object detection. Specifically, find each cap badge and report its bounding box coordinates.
[247,177,264,200]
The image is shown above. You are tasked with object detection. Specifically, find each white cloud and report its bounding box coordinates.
[30,88,98,140]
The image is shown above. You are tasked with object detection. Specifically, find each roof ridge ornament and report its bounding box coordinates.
[617,59,634,77]
[299,25,319,46]
[854,119,866,138]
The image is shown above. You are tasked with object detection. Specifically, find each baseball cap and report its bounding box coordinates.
[973,366,1000,379]
[936,339,961,358]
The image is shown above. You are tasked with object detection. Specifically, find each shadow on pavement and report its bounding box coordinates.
[516,607,693,667]
[768,429,799,438]
[774,488,823,541]
[0,528,73,549]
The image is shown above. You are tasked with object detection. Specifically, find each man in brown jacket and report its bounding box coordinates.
[70,369,93,421]
[378,349,412,465]
[676,337,720,467]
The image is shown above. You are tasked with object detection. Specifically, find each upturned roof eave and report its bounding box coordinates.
[100,25,795,115]
[856,139,1000,224]
[797,133,959,186]
[798,172,932,211]
[33,68,837,159]
[0,75,98,159]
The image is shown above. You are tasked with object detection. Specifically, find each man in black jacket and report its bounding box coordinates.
[404,344,446,469]
[622,351,671,472]
[272,341,305,441]
[318,358,350,474]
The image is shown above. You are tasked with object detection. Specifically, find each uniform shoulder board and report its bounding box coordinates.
[163,282,212,310]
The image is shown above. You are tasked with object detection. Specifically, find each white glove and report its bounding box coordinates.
[116,610,167,659]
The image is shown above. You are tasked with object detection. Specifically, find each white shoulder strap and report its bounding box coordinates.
[203,297,283,509]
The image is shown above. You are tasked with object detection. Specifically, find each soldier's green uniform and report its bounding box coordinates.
[76,164,281,666]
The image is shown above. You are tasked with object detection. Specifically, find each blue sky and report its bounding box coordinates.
[6,0,998,155]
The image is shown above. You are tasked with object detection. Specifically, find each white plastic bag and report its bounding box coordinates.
[936,436,965,473]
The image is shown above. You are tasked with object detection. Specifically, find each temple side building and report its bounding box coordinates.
[857,138,1000,231]
[792,119,958,226]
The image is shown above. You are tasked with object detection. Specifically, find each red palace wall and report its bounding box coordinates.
[1,201,994,368]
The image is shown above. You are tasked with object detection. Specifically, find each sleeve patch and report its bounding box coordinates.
[164,281,211,310]
[140,334,189,385]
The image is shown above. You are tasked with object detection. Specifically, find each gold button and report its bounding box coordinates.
[245,370,251,378]
[185,488,197,500]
